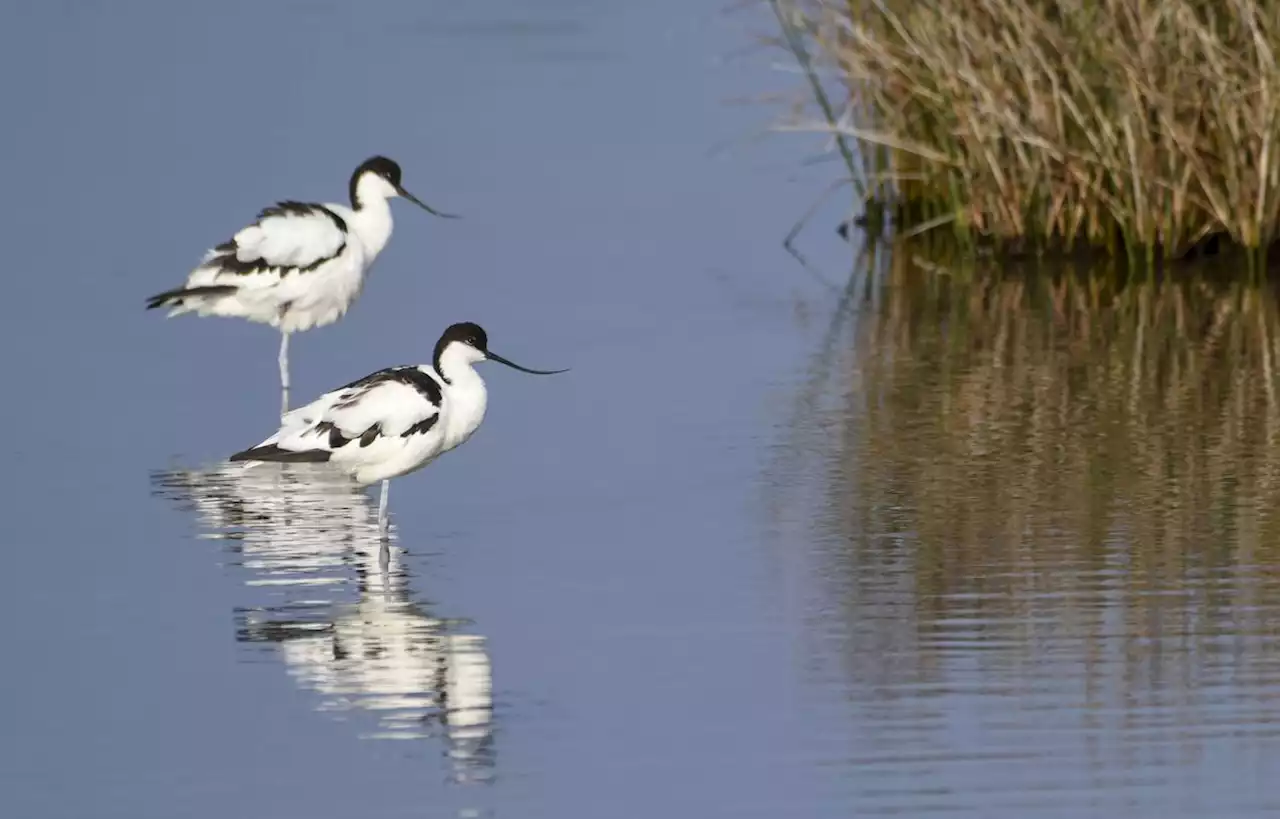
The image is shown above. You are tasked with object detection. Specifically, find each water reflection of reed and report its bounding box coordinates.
[764,252,1280,811]
[152,464,494,783]
[806,250,1280,720]
[843,256,1280,586]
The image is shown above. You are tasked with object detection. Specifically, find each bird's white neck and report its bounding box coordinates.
[348,194,394,260]
[347,174,400,259]
[436,347,489,444]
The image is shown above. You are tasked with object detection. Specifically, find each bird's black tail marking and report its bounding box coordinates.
[145,284,238,310]
[229,444,332,463]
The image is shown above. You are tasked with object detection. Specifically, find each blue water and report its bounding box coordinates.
[0,3,851,817]
[5,2,1280,818]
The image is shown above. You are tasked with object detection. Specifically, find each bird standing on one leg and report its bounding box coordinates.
[146,156,457,416]
[228,322,568,534]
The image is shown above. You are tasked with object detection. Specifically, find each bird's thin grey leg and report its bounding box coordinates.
[379,535,391,572]
[377,480,390,533]
[278,331,291,416]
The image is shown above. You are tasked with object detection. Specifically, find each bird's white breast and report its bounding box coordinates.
[441,376,488,453]
[341,197,395,261]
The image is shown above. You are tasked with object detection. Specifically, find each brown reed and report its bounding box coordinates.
[773,0,1280,261]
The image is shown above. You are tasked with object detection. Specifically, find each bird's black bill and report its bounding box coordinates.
[398,186,460,219]
[486,351,569,375]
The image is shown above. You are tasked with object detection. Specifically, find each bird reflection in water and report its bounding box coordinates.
[152,463,494,784]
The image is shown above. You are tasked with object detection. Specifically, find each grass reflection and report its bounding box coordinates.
[807,249,1280,692]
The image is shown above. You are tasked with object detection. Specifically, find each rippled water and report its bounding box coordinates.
[6,0,1280,817]
[765,254,1280,816]
[151,466,493,773]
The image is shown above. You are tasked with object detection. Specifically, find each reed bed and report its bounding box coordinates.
[773,0,1280,261]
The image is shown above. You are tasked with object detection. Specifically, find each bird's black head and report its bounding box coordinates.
[348,155,459,218]
[442,321,488,352]
[355,155,402,187]
[350,156,401,205]
[432,322,568,381]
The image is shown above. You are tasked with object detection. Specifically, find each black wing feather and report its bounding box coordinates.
[335,366,443,407]
[229,444,332,463]
[145,284,239,310]
[208,202,348,276]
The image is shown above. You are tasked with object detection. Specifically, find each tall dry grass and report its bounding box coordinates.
[774,0,1280,260]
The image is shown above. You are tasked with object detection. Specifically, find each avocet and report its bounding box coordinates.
[229,322,567,530]
[146,156,457,413]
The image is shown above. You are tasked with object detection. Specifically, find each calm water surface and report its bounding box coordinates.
[3,2,1280,818]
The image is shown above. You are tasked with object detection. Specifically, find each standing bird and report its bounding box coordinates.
[146,156,457,415]
[229,322,568,532]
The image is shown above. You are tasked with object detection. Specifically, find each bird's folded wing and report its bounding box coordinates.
[202,202,348,276]
[280,371,441,451]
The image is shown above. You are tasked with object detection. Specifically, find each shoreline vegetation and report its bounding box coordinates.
[771,0,1280,267]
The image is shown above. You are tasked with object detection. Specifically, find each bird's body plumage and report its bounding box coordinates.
[148,187,395,334]
[233,361,487,485]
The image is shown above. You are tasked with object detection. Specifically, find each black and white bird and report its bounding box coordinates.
[146,156,457,414]
[229,322,567,531]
